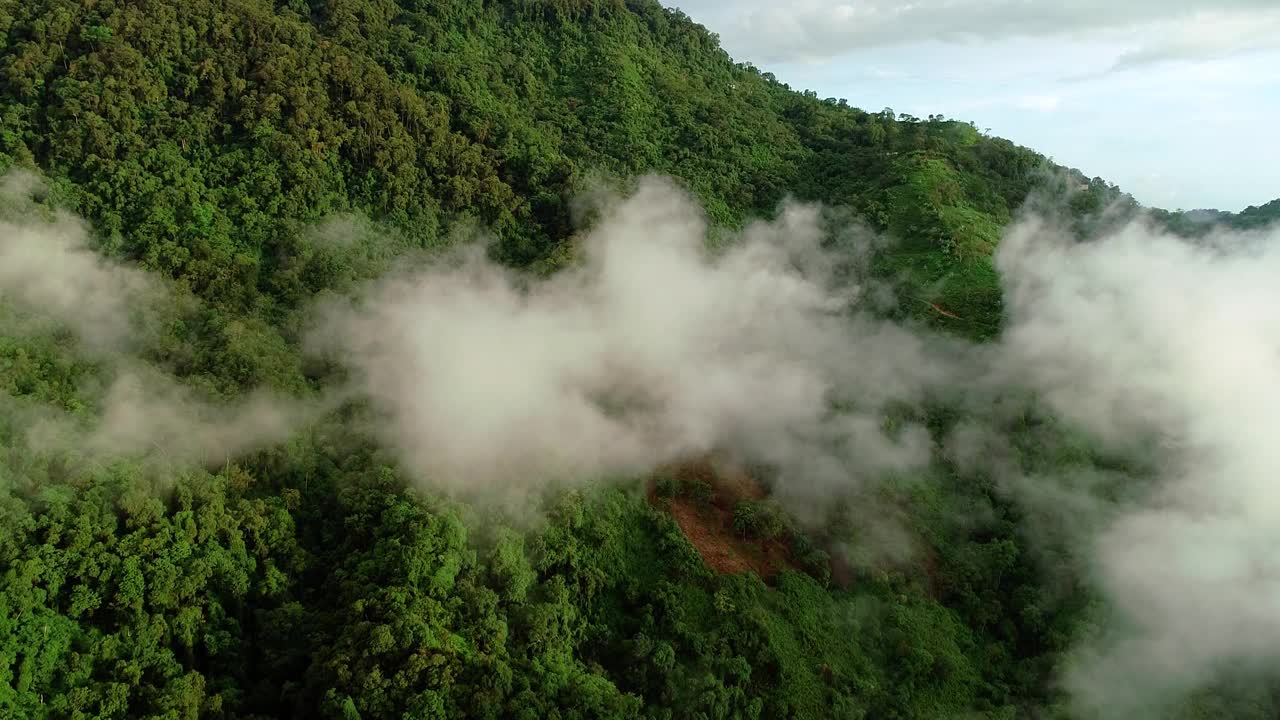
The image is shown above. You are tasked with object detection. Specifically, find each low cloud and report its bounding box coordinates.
[23,365,326,468]
[990,211,1280,716]
[309,176,951,509]
[0,170,323,471]
[0,171,164,351]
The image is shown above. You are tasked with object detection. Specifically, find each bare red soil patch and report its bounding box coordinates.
[664,499,778,575]
[647,455,863,589]
[647,455,794,579]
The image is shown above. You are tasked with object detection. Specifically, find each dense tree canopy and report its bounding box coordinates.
[1,1,1275,719]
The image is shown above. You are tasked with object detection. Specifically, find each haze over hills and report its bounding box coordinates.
[1,1,1278,719]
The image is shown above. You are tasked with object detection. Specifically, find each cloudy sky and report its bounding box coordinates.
[671,1,1280,212]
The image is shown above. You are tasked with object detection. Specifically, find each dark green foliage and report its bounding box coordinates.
[0,464,306,718]
[3,1,1277,719]
[732,499,784,540]
[652,474,678,499]
[1233,198,1280,229]
[683,477,716,505]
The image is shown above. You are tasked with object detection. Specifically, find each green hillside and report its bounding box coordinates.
[0,1,1274,719]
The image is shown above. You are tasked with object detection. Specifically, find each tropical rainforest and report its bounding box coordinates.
[1,1,1278,719]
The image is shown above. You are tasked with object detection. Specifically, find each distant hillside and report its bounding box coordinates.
[1151,197,1280,235]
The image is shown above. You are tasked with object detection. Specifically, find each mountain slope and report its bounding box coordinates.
[1,2,1273,720]
[1,0,1054,346]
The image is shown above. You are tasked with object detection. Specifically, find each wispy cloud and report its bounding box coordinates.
[991,212,1280,717]
[675,1,1280,66]
[1111,11,1280,71]
[308,177,952,514]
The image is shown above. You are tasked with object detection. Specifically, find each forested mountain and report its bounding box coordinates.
[0,1,1276,719]
[1150,197,1280,236]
